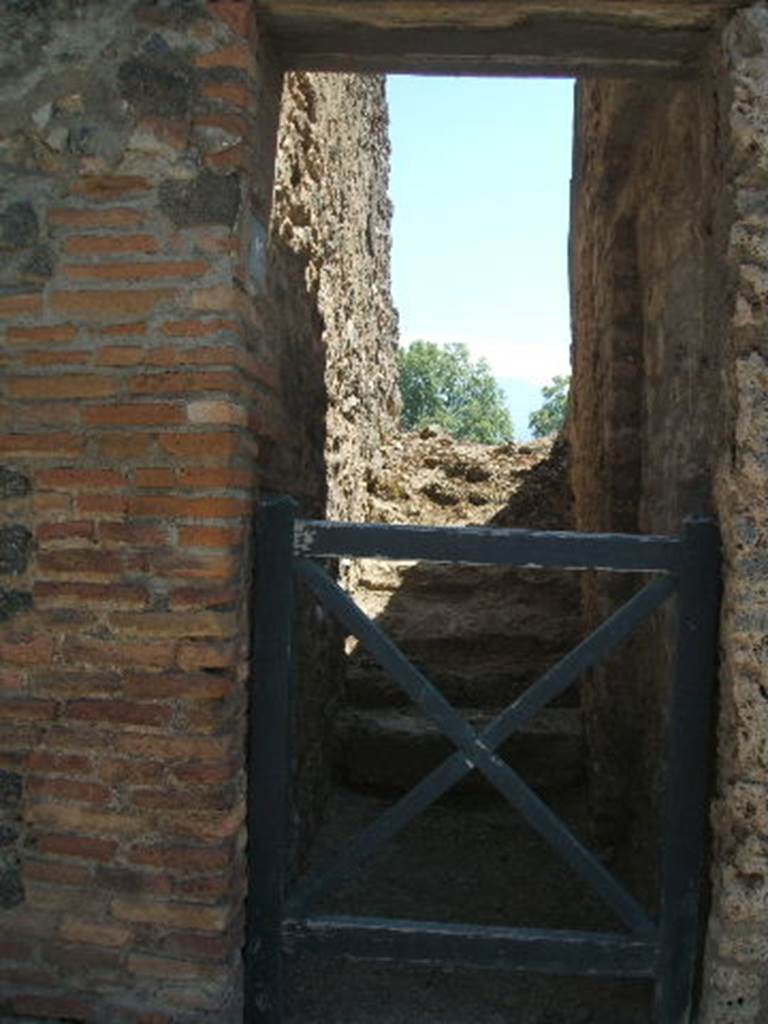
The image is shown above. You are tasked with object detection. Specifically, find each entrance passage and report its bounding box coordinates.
[247,499,720,1024]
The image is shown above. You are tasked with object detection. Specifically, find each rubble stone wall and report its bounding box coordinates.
[703,6,768,1021]
[270,71,399,522]
[570,71,725,885]
[571,4,768,1020]
[267,70,399,864]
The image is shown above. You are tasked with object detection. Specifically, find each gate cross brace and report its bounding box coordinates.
[289,559,675,937]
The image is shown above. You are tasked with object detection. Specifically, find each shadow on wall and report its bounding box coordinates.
[258,68,400,874]
[261,228,347,871]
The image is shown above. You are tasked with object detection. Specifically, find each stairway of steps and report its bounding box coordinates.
[333,555,585,796]
[295,435,654,1022]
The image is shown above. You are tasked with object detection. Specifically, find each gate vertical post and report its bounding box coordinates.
[656,517,721,1024]
[246,497,297,1024]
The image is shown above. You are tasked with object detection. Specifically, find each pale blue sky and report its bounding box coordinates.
[387,76,574,438]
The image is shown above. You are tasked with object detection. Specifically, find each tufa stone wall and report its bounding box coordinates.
[0,1,397,1020]
[266,70,399,865]
[570,69,726,888]
[270,71,399,523]
[571,4,768,1020]
[703,5,768,1020]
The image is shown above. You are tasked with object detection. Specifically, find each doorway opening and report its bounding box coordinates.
[259,27,726,1018]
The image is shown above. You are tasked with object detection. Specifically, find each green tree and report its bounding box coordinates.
[398,340,514,444]
[528,375,570,438]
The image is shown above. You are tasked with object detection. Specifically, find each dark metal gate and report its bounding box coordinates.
[247,497,720,1024]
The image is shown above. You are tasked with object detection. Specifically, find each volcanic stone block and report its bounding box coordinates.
[0,468,30,499]
[0,201,38,251]
[0,526,32,575]
[0,588,32,622]
[118,55,192,117]
[0,824,19,847]
[159,170,241,227]
[22,243,55,282]
[0,864,24,909]
[0,772,21,812]
[4,0,54,13]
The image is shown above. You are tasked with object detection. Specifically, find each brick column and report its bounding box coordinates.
[0,1,282,1020]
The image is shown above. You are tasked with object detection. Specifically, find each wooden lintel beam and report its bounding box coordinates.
[274,24,710,77]
[254,1,739,31]
[283,56,695,79]
[253,1,738,77]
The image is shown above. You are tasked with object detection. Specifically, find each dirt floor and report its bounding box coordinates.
[287,784,653,1024]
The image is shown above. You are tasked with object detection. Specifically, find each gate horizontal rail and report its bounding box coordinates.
[283,916,658,978]
[294,518,684,571]
[247,499,721,1024]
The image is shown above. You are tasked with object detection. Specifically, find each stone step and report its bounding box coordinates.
[333,706,584,794]
[348,563,581,646]
[344,662,581,709]
[352,593,581,649]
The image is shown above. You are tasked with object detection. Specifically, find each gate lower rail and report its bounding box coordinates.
[247,499,720,1024]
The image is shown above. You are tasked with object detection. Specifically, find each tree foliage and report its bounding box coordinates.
[398,341,514,445]
[528,375,570,438]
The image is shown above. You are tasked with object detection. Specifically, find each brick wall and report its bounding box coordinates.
[0,0,399,1017]
[0,1,281,1019]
